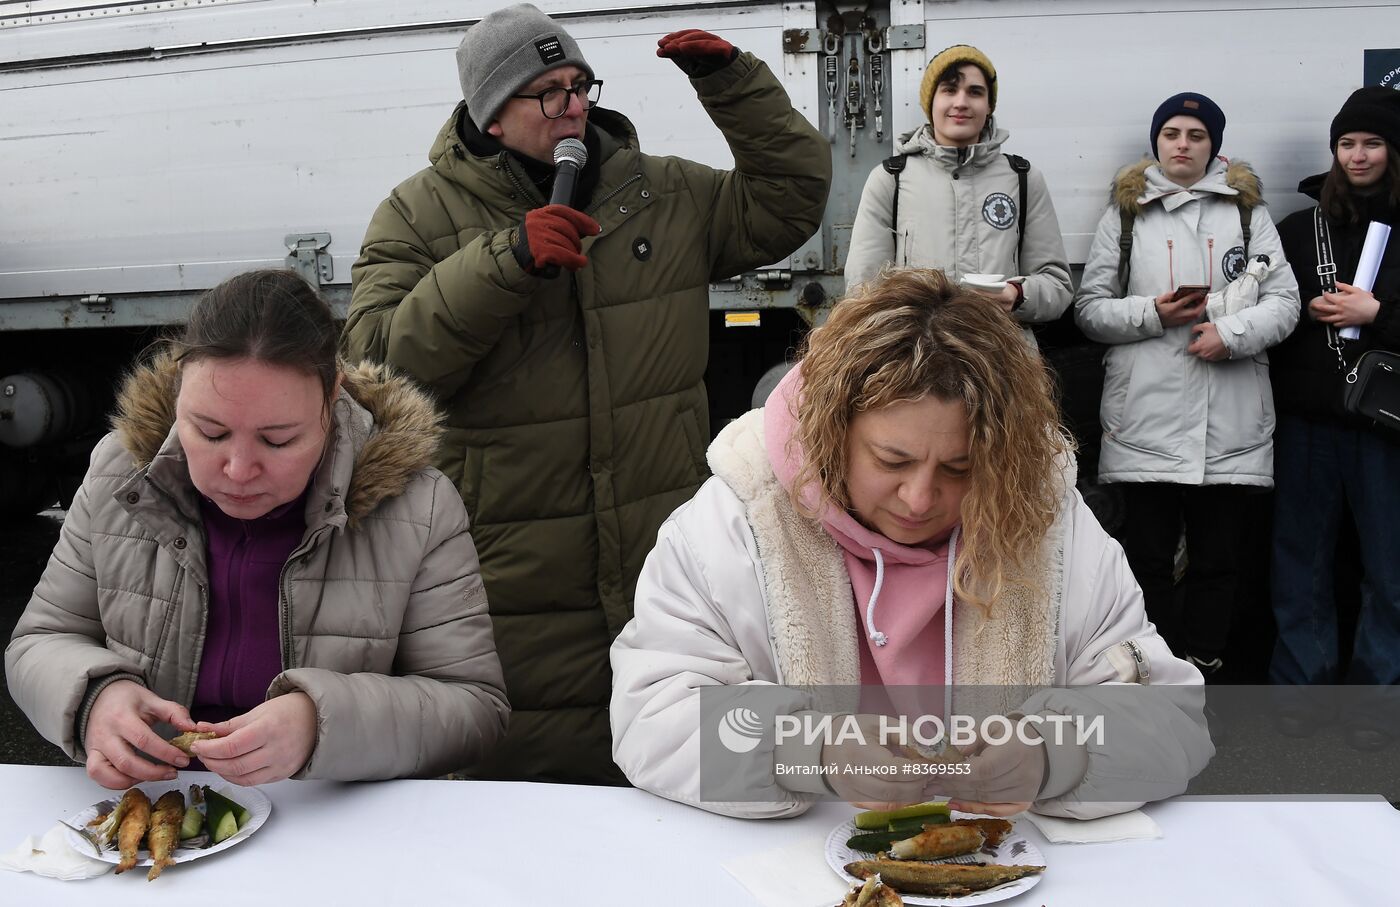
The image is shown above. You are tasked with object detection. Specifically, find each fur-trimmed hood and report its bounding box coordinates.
[1110,157,1263,215]
[112,351,443,529]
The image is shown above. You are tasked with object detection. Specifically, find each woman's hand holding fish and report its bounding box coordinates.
[922,723,1047,817]
[190,692,316,786]
[820,714,928,812]
[84,680,196,789]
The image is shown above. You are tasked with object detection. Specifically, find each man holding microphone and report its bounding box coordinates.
[344,3,829,783]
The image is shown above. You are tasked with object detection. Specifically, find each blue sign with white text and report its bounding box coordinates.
[1364,49,1400,89]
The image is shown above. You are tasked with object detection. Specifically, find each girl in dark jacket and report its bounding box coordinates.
[1272,87,1400,695]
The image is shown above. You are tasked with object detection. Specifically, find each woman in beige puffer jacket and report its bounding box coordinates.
[5,270,508,786]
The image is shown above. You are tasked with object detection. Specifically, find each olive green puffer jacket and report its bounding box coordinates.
[344,52,830,783]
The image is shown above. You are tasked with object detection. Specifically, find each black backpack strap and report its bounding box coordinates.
[1117,208,1135,293]
[1238,201,1252,258]
[1004,153,1030,266]
[882,154,907,247]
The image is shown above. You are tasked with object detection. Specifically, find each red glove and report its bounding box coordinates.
[656,29,737,77]
[512,205,601,275]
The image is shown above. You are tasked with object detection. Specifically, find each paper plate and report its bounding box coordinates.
[63,780,271,869]
[825,813,1046,905]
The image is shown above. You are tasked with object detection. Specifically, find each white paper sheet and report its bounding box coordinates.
[1022,808,1162,843]
[1341,221,1391,340]
[722,832,848,907]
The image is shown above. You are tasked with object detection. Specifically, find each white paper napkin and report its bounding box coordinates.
[1022,808,1161,844]
[722,832,848,907]
[0,824,113,880]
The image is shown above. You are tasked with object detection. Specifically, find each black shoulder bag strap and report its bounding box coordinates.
[1314,205,1338,295]
[1004,153,1031,266]
[1239,202,1253,258]
[882,154,908,251]
[1313,205,1352,374]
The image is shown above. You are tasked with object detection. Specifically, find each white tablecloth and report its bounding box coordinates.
[1,764,1395,905]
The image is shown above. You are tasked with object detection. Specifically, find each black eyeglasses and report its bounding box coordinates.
[510,79,603,119]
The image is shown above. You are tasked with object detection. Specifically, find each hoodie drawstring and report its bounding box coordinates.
[943,527,959,722]
[866,548,888,647]
[863,527,961,675]
[862,527,960,751]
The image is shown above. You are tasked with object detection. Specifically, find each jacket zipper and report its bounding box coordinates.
[221,525,252,705]
[277,527,329,670]
[587,173,642,216]
[1122,638,1150,683]
[501,153,542,206]
[192,582,209,709]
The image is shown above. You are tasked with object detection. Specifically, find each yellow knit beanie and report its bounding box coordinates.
[918,44,997,125]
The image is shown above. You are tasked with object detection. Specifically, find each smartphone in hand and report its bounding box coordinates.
[1171,284,1210,303]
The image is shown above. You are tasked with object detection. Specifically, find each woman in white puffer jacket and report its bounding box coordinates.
[611,268,1211,821]
[1074,92,1300,675]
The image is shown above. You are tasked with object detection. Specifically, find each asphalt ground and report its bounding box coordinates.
[1,508,71,767]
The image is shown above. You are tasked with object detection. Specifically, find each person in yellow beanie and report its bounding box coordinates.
[845,44,1071,349]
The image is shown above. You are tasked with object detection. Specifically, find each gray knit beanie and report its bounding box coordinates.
[457,3,594,130]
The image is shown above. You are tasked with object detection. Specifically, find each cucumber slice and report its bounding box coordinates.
[853,801,951,830]
[179,805,204,840]
[887,812,950,832]
[203,787,253,828]
[207,804,239,845]
[845,829,916,853]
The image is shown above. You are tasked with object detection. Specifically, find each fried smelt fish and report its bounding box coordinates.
[951,817,1014,848]
[146,790,185,881]
[840,875,904,906]
[887,823,984,860]
[113,788,151,874]
[845,860,1045,897]
[168,731,218,755]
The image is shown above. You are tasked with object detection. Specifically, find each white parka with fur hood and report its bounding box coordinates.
[1074,158,1301,486]
[5,356,509,781]
[610,409,1212,820]
[845,125,1073,346]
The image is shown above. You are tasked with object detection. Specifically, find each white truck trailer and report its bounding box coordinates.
[1,0,1397,514]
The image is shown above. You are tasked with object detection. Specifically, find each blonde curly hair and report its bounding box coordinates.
[791,268,1072,613]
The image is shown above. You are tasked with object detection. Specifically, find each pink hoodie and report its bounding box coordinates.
[763,367,955,691]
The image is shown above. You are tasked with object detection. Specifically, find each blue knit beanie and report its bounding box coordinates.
[1150,92,1226,160]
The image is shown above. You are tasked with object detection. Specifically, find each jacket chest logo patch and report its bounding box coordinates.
[632,237,653,261]
[1222,245,1247,281]
[982,192,1017,230]
[535,36,566,65]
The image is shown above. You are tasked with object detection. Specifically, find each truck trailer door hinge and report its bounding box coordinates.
[884,25,925,50]
[284,233,333,286]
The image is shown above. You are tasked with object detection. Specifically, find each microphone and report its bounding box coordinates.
[549,137,588,208]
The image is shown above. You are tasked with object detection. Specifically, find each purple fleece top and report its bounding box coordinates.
[192,491,307,724]
[763,367,954,694]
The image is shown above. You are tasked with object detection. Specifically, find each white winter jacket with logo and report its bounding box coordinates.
[610,409,1211,820]
[1074,158,1301,486]
[844,125,1073,345]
